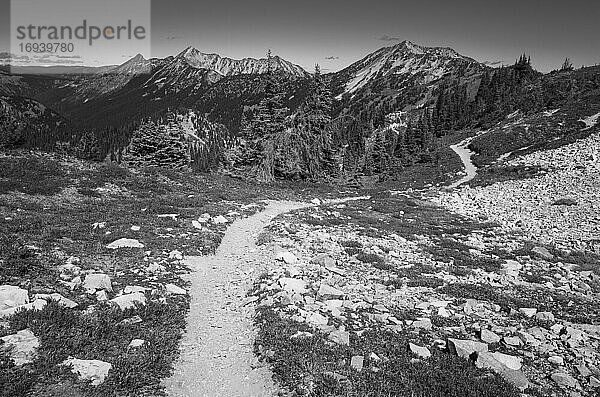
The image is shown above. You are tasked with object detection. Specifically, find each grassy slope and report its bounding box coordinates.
[0,151,332,397]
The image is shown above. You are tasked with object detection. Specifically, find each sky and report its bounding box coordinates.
[1,0,599,72]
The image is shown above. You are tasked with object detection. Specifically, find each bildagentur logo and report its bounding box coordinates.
[15,20,147,46]
[10,0,151,74]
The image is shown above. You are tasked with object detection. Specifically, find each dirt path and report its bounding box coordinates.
[163,200,307,397]
[449,137,478,188]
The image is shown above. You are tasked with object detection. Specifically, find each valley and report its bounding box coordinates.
[1,38,599,397]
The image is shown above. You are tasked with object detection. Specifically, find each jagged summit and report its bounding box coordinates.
[112,53,153,74]
[175,46,307,77]
[335,40,484,98]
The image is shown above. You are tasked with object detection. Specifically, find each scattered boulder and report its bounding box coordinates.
[551,372,580,389]
[165,284,186,295]
[123,286,148,294]
[0,329,39,366]
[0,285,29,310]
[310,254,336,267]
[480,329,501,344]
[62,358,112,386]
[532,246,554,260]
[328,329,350,346]
[519,308,537,318]
[0,299,47,318]
[317,284,344,300]
[306,312,328,326]
[84,274,113,292]
[548,355,564,365]
[408,343,431,359]
[279,278,307,294]
[34,293,78,308]
[350,355,364,371]
[447,338,488,360]
[276,251,298,264]
[106,238,144,249]
[212,215,229,224]
[110,292,146,310]
[412,318,432,331]
[476,352,530,391]
[128,339,145,348]
[535,311,555,322]
[490,352,522,370]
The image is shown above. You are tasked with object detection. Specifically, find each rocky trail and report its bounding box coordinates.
[163,200,308,397]
[449,137,478,188]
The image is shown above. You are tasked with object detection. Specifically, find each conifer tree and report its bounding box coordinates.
[126,119,190,169]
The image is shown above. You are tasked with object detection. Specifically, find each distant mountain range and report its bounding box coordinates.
[1,47,308,78]
[1,40,599,180]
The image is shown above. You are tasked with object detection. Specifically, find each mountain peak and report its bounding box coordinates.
[173,47,307,77]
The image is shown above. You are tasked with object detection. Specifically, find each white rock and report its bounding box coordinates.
[0,329,39,366]
[34,293,78,308]
[0,285,29,310]
[279,278,307,294]
[212,215,229,224]
[307,312,329,326]
[111,292,146,310]
[0,299,47,318]
[84,274,113,292]
[317,284,344,300]
[169,250,183,260]
[106,238,144,249]
[311,198,322,205]
[62,357,112,386]
[548,355,564,365]
[519,308,538,318]
[350,355,364,371]
[490,352,523,370]
[96,290,108,301]
[192,220,203,229]
[123,286,148,294]
[328,329,350,346]
[448,338,488,360]
[409,343,431,359]
[128,339,145,348]
[165,284,186,295]
[130,226,141,231]
[480,329,501,344]
[157,214,179,220]
[276,251,298,264]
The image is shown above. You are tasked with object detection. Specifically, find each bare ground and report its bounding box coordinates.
[163,200,308,397]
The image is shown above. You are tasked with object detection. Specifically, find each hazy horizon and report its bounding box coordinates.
[1,0,599,73]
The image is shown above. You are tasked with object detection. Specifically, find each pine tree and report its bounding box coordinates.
[125,119,190,169]
[561,58,574,72]
[241,51,289,181]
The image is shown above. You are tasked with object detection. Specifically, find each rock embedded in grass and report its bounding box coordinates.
[476,352,530,391]
[110,291,146,310]
[83,273,113,292]
[0,328,39,366]
[447,338,488,360]
[0,285,29,310]
[551,372,580,388]
[408,343,431,359]
[480,329,501,344]
[62,357,112,386]
[350,355,364,371]
[106,238,145,249]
